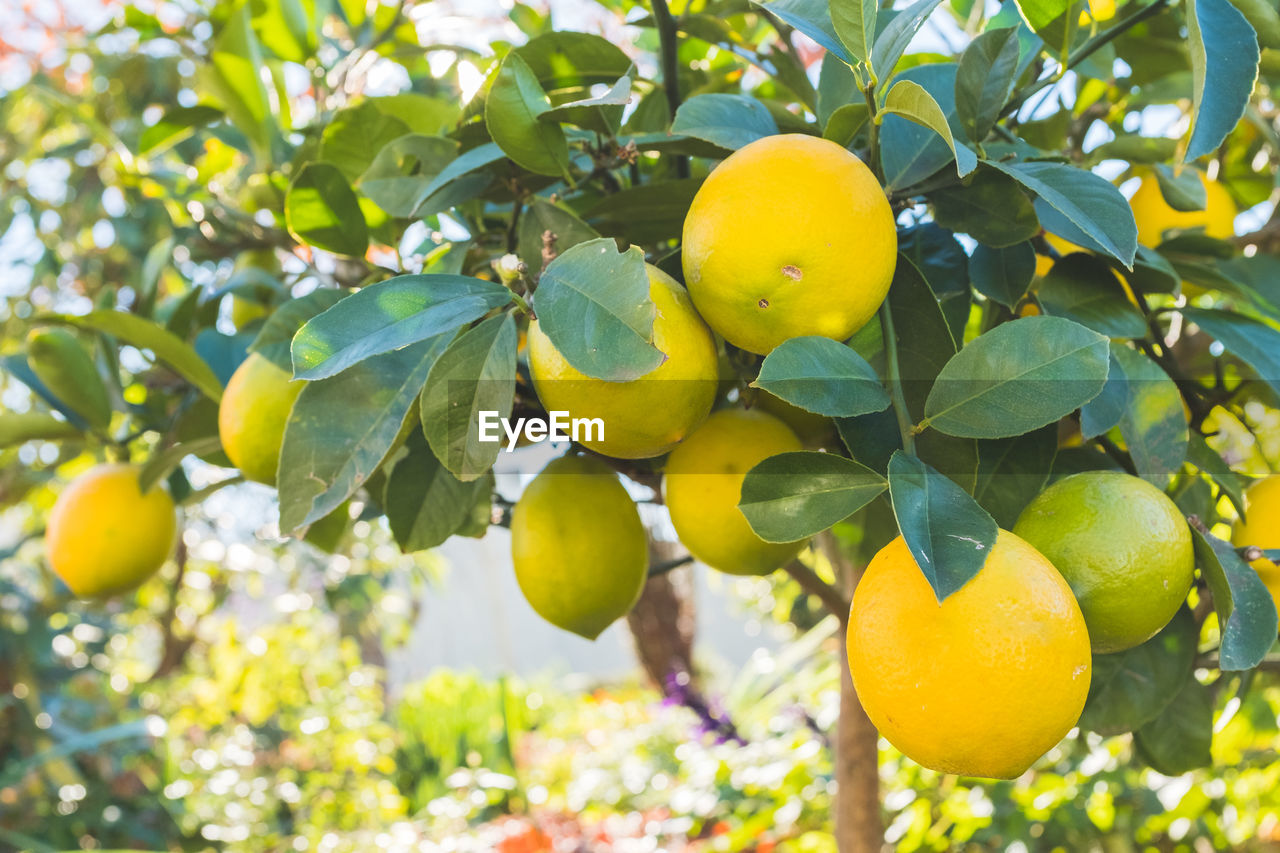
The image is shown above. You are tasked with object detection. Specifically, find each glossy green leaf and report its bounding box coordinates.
[1134,677,1215,775]
[249,289,348,372]
[542,72,633,134]
[50,311,223,402]
[532,238,662,381]
[291,275,512,380]
[670,94,779,151]
[1182,307,1280,397]
[1153,164,1209,212]
[887,451,999,601]
[1186,0,1261,161]
[0,412,81,448]
[1036,253,1148,338]
[200,2,271,156]
[1112,345,1188,485]
[871,0,946,81]
[1079,351,1126,440]
[357,134,461,218]
[385,432,495,553]
[739,451,887,543]
[517,197,600,273]
[988,160,1138,267]
[968,241,1036,308]
[320,101,413,182]
[753,337,890,417]
[278,337,447,533]
[823,103,871,146]
[929,167,1040,247]
[1193,527,1279,671]
[881,64,964,190]
[973,424,1057,529]
[830,0,878,65]
[923,316,1110,439]
[1015,0,1073,30]
[1079,607,1197,735]
[881,80,977,178]
[485,53,570,178]
[138,104,221,154]
[285,162,369,257]
[754,0,853,64]
[421,314,518,481]
[955,27,1021,143]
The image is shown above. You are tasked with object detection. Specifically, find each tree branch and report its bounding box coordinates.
[650,0,689,179]
[784,558,851,622]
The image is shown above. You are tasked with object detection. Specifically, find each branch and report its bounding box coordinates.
[650,0,689,179]
[784,559,850,621]
[649,554,694,577]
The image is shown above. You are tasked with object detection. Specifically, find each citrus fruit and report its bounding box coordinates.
[1232,474,1280,618]
[1034,232,1085,278]
[753,391,835,447]
[663,408,805,575]
[847,531,1091,779]
[46,464,178,598]
[1013,470,1194,653]
[681,134,897,354]
[510,454,648,638]
[218,353,305,485]
[528,264,717,459]
[1130,172,1236,246]
[1079,0,1116,25]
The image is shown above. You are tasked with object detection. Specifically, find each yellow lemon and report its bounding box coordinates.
[1130,173,1236,246]
[663,408,805,575]
[847,531,1091,779]
[511,454,648,638]
[1013,470,1194,653]
[1080,0,1117,25]
[1232,474,1280,621]
[46,464,178,598]
[682,134,897,354]
[528,264,717,459]
[218,353,305,485]
[1034,232,1087,278]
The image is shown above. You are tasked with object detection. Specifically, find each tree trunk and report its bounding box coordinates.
[626,536,697,693]
[824,533,882,853]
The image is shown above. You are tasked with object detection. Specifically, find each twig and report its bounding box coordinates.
[784,559,850,621]
[650,0,689,179]
[649,554,694,577]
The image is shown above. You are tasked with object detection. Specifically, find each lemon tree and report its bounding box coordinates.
[4,0,1280,850]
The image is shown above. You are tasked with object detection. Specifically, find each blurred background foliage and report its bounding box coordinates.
[2,0,1280,850]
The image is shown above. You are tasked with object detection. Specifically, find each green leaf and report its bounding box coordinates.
[542,72,633,134]
[278,337,447,533]
[200,2,272,156]
[1133,677,1215,775]
[922,316,1110,439]
[973,424,1057,529]
[138,436,224,494]
[955,27,1021,143]
[485,53,570,178]
[871,0,947,80]
[517,197,600,273]
[1014,0,1073,31]
[421,314,518,481]
[138,104,221,154]
[1193,527,1279,670]
[823,103,871,146]
[1036,253,1148,338]
[50,311,223,402]
[1112,346,1188,485]
[285,161,369,257]
[670,94,779,151]
[887,451,999,601]
[418,142,506,202]
[1079,607,1197,735]
[513,31,633,93]
[532,238,662,381]
[880,64,962,190]
[881,79,977,178]
[1182,307,1280,397]
[320,101,413,183]
[739,451,887,543]
[384,432,495,552]
[249,289,348,372]
[0,412,81,448]
[585,178,704,244]
[752,337,890,418]
[817,53,860,128]
[968,241,1036,308]
[372,93,460,137]
[291,274,513,381]
[987,160,1137,267]
[357,134,462,219]
[1186,0,1261,161]
[830,0,878,65]
[1079,352,1127,440]
[1153,164,1209,212]
[929,166,1040,248]
[754,0,853,64]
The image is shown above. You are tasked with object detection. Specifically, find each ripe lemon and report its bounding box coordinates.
[847,531,1091,779]
[1232,474,1280,618]
[46,464,178,598]
[681,134,897,354]
[528,264,717,459]
[218,353,305,485]
[510,454,648,638]
[663,408,805,575]
[1130,173,1236,246]
[1079,0,1116,25]
[1013,470,1194,653]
